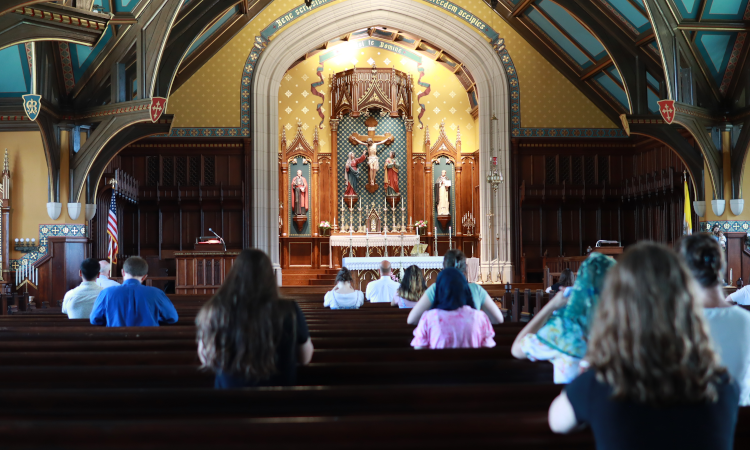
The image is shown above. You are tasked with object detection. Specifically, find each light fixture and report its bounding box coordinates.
[305,0,312,6]
[490,0,499,9]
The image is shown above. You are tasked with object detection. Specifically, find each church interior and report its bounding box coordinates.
[1,0,750,447]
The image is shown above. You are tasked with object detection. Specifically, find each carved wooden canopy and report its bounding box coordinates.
[331,64,413,119]
[425,120,461,163]
[281,121,319,160]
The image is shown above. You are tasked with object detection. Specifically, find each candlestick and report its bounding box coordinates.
[449,227,452,250]
[434,227,438,256]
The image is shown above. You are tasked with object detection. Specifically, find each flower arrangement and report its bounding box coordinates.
[414,220,427,229]
[319,221,331,236]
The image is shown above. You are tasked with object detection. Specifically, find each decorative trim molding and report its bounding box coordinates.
[700,221,750,233]
[10,224,87,269]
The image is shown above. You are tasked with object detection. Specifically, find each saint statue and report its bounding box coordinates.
[345,150,367,196]
[351,136,391,186]
[291,169,308,216]
[383,151,399,196]
[435,170,451,216]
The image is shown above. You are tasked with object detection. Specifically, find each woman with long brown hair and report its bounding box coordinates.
[549,242,739,449]
[392,265,426,309]
[196,249,314,388]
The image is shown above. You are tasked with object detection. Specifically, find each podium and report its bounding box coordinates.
[175,251,240,294]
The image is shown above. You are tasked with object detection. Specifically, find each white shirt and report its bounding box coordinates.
[61,281,103,319]
[729,285,750,305]
[324,290,365,309]
[366,275,400,303]
[96,275,120,289]
[704,306,750,405]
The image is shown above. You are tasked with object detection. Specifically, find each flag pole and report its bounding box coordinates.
[109,178,118,278]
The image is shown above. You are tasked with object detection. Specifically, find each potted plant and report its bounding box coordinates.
[319,221,331,236]
[414,220,427,234]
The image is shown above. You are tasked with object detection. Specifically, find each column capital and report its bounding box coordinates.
[329,119,339,132]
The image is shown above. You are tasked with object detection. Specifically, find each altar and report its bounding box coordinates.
[342,255,480,290]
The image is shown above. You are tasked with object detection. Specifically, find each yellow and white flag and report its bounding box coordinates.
[683,178,692,235]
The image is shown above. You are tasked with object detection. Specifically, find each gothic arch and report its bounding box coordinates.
[251,0,511,279]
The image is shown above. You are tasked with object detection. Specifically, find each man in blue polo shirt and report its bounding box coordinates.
[90,256,178,327]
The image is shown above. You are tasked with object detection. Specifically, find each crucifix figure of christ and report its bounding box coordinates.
[348,116,394,193]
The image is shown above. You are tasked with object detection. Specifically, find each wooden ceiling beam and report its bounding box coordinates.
[580,56,613,81]
[511,0,535,18]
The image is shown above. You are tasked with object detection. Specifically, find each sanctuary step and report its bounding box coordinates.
[282,268,339,286]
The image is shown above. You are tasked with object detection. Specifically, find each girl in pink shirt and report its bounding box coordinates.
[411,268,495,349]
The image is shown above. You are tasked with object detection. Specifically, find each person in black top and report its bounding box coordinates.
[196,249,313,388]
[548,242,739,450]
[545,268,573,294]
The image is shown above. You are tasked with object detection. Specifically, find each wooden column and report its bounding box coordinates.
[405,119,414,231]
[330,118,339,230]
[280,162,289,238]
[455,163,463,236]
[424,129,433,236]
[425,163,434,237]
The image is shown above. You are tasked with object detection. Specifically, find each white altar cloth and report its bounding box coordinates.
[342,256,480,283]
[342,256,444,271]
[330,234,421,248]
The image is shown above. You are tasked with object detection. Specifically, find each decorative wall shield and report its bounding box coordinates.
[657,100,675,124]
[150,97,168,122]
[21,94,42,121]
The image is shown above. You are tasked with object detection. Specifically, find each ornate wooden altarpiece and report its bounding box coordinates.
[280,122,320,237]
[329,65,415,231]
[425,121,462,232]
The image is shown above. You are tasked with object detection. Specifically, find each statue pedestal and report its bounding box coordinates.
[344,194,359,207]
[293,215,307,232]
[365,183,379,194]
[386,195,401,206]
[437,215,451,230]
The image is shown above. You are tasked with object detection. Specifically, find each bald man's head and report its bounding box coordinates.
[380,260,392,276]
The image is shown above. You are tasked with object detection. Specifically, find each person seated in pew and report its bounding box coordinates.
[679,233,750,406]
[324,268,364,309]
[549,242,739,450]
[411,268,495,349]
[61,258,103,319]
[96,260,120,288]
[511,252,616,384]
[545,268,573,295]
[90,256,178,327]
[391,265,426,309]
[407,250,503,324]
[366,260,400,303]
[196,249,314,388]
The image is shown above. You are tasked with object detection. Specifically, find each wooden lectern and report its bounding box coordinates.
[175,250,240,294]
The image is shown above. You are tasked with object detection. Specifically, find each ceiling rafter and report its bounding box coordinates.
[487,0,626,123]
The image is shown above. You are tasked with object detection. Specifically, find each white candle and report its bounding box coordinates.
[731,268,733,282]
[449,226,452,236]
[417,227,419,237]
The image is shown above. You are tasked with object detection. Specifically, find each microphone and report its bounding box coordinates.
[208,228,226,251]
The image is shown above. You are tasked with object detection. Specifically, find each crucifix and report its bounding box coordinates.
[348,116,394,193]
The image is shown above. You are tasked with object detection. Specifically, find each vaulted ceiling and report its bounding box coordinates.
[1,0,747,124]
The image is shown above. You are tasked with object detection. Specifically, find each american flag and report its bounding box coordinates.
[107,190,118,264]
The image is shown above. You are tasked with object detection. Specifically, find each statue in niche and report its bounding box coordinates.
[435,169,451,216]
[344,151,367,196]
[291,169,308,216]
[383,151,399,196]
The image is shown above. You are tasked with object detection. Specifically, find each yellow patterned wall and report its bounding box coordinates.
[278,43,476,153]
[0,131,85,259]
[167,0,616,130]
